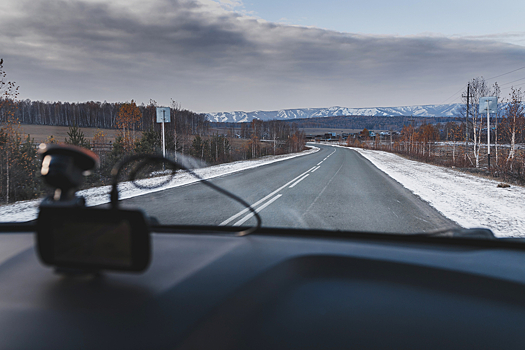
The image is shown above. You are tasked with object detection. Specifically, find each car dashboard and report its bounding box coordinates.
[0,227,525,349]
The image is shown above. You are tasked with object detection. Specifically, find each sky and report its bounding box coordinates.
[1,0,525,113]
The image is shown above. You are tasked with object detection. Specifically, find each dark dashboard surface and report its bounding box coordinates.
[0,230,525,349]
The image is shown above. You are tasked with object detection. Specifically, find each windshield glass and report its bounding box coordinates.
[1,0,525,238]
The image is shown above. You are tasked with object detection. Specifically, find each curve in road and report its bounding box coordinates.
[120,144,458,234]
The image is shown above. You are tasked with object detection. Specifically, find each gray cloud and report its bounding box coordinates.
[1,0,525,112]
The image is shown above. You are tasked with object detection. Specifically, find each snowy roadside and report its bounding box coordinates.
[341,146,525,238]
[0,146,319,223]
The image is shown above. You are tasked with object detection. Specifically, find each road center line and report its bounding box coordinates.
[222,148,336,226]
[219,167,315,226]
[311,166,321,173]
[233,194,282,226]
[289,174,310,188]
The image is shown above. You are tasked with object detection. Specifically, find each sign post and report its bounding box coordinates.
[479,97,497,170]
[156,107,171,157]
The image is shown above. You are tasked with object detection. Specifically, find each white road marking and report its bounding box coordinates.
[324,150,336,160]
[221,148,334,226]
[220,167,314,225]
[234,194,282,226]
[289,174,310,188]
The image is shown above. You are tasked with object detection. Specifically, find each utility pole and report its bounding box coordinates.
[466,83,469,147]
[462,83,472,148]
[486,104,490,170]
[462,83,474,163]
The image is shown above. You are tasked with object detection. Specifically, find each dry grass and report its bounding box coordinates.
[353,140,525,186]
[19,124,121,143]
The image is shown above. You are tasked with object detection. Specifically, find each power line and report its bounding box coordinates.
[499,76,525,87]
[486,65,525,81]
[441,84,467,104]
[442,65,525,105]
[501,81,525,93]
[448,94,465,104]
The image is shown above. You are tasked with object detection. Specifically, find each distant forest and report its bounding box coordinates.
[277,115,464,131]
[0,99,208,132]
[0,100,464,133]
[211,115,463,132]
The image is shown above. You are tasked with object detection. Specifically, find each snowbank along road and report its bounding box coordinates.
[349,146,525,238]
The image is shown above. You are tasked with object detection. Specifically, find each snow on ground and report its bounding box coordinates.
[5,142,522,238]
[0,147,319,223]
[344,146,525,238]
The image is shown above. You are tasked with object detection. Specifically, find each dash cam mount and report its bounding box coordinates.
[37,143,99,205]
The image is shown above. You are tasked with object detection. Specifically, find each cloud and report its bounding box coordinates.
[1,0,525,112]
[461,32,525,45]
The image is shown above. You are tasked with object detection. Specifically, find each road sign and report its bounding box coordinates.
[156,107,171,123]
[479,97,497,114]
[156,107,170,157]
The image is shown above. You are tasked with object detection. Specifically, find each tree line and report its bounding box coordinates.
[0,98,210,132]
[0,59,306,204]
[275,115,461,131]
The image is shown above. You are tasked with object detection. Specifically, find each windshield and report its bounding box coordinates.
[1,0,525,238]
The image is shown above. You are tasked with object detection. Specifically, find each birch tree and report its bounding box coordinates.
[462,77,492,168]
[492,82,501,164]
[503,87,524,163]
[448,123,464,164]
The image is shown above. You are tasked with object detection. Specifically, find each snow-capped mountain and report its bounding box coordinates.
[206,104,463,123]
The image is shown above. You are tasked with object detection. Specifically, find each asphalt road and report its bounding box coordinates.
[120,144,458,234]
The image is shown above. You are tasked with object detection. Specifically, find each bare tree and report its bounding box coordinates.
[492,82,501,164]
[116,100,142,151]
[0,58,20,203]
[502,87,524,162]
[461,77,496,168]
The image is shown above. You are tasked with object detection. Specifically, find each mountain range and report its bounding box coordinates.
[206,104,464,123]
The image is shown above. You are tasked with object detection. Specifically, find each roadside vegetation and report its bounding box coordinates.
[347,77,525,185]
[0,59,306,204]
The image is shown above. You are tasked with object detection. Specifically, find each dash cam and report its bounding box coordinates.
[36,143,151,273]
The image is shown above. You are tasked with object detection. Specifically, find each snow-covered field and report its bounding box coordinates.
[0,147,319,223]
[346,146,525,238]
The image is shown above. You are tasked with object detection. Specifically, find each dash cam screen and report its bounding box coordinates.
[52,220,132,267]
